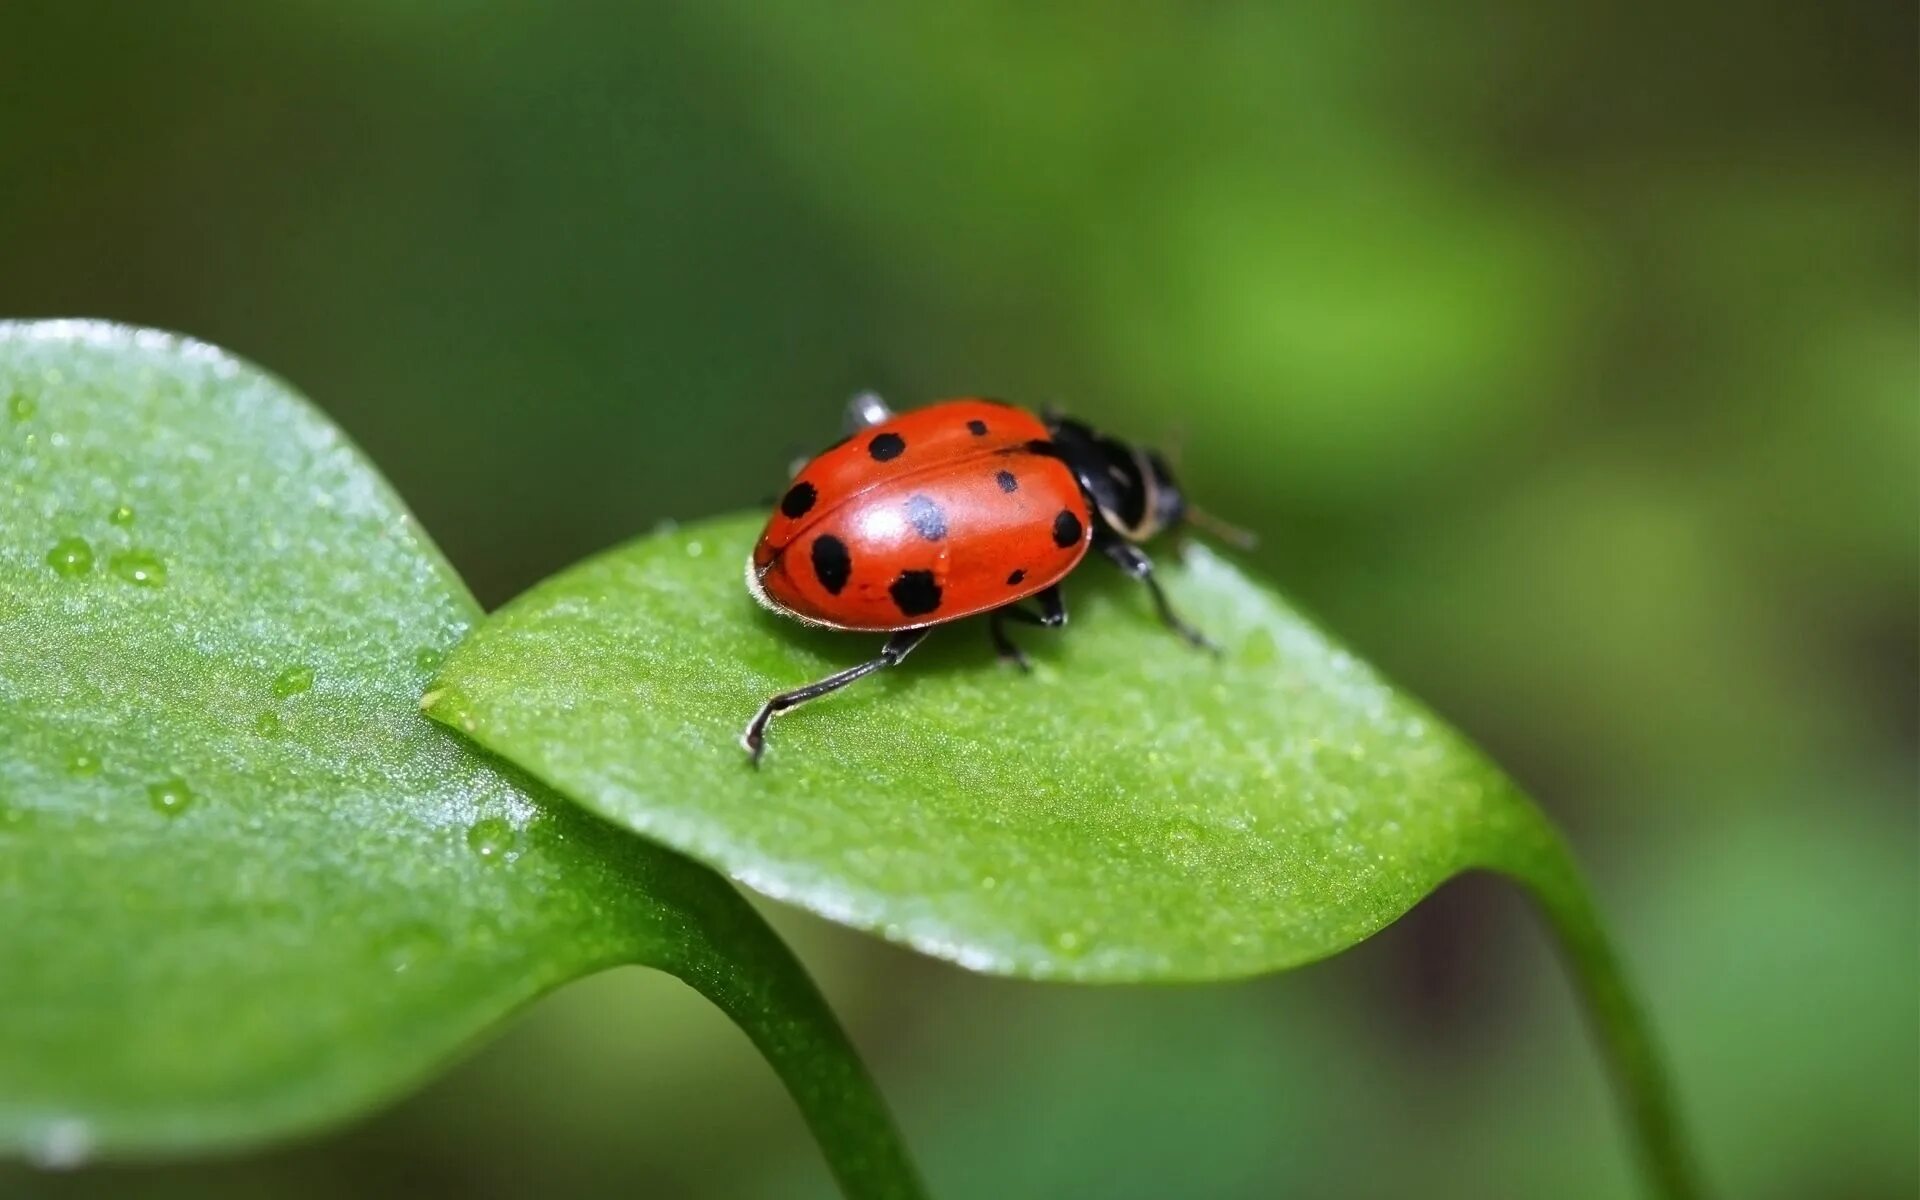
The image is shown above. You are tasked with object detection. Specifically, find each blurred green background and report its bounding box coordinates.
[2,2,1913,1197]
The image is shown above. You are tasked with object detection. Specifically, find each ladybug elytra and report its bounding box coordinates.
[743,393,1242,763]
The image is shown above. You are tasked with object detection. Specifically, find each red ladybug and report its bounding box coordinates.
[743,393,1241,763]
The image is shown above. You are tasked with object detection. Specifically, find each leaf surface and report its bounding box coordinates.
[429,485,1709,1197]
[0,322,918,1200]
[427,509,1560,981]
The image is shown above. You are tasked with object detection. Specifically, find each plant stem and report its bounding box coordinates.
[670,882,927,1200]
[1489,806,1704,1200]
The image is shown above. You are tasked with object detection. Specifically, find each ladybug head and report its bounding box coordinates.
[1043,416,1187,544]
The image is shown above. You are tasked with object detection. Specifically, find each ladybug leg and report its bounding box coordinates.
[742,627,930,765]
[1032,584,1068,627]
[987,611,1033,671]
[1098,538,1218,653]
[987,586,1068,670]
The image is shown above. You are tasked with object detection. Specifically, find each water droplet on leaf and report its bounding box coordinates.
[7,392,35,422]
[384,924,440,974]
[108,549,167,587]
[65,752,101,777]
[108,504,135,526]
[1242,626,1278,666]
[46,537,93,577]
[147,779,193,816]
[272,665,315,698]
[466,817,518,864]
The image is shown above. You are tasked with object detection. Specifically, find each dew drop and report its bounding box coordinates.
[108,549,168,587]
[1242,626,1278,667]
[65,752,101,777]
[7,392,35,422]
[272,665,316,698]
[253,710,283,738]
[1052,929,1084,955]
[384,924,440,974]
[108,504,136,527]
[685,540,705,558]
[414,647,444,672]
[147,778,194,816]
[466,817,518,864]
[46,537,93,577]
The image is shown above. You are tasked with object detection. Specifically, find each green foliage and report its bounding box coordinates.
[0,323,920,1200]
[429,514,1698,1194]
[0,1,1902,1191]
[427,515,1554,980]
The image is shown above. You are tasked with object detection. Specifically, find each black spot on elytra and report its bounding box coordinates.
[1006,568,1026,586]
[810,534,852,595]
[780,481,817,519]
[967,419,988,436]
[1053,509,1084,548]
[995,469,1019,493]
[868,432,906,461]
[905,494,947,541]
[889,569,943,617]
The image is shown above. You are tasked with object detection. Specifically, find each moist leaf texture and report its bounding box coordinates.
[428,511,1560,982]
[0,322,919,1200]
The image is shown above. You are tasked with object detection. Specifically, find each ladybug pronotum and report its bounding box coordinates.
[742,393,1242,763]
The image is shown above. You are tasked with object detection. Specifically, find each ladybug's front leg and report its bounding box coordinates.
[1097,536,1218,653]
[987,585,1068,671]
[742,627,930,766]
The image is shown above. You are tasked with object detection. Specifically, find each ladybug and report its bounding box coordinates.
[742,393,1246,763]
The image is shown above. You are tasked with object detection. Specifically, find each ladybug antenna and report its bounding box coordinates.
[1186,505,1258,550]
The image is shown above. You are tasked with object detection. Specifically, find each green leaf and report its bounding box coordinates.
[0,322,921,1200]
[424,513,1530,978]
[428,514,1701,1197]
